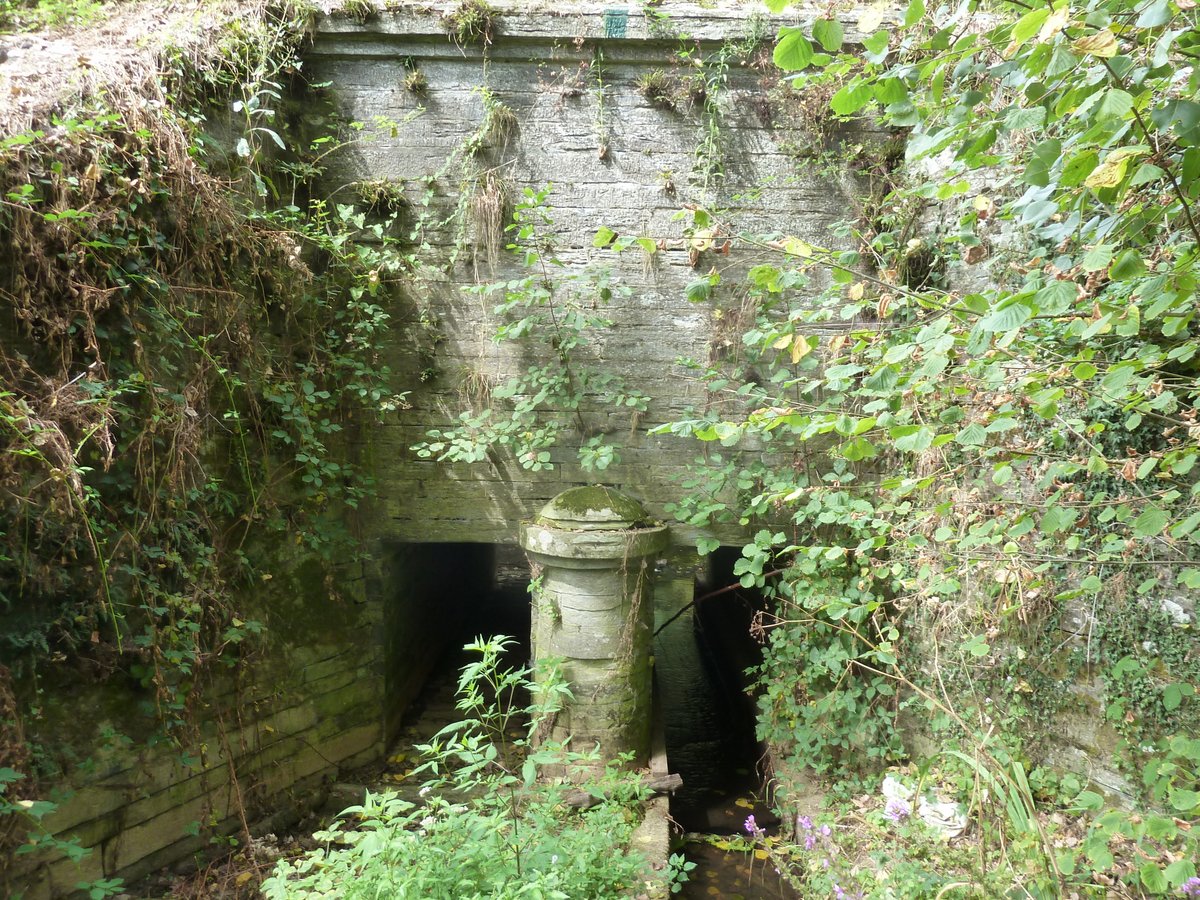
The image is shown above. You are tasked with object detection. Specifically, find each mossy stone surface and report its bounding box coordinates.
[537,486,649,531]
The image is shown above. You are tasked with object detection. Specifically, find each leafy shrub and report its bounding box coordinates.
[262,637,650,899]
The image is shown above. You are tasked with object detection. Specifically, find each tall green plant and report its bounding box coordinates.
[262,637,650,899]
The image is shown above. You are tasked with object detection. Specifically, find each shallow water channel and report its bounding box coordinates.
[654,562,798,900]
[327,549,796,899]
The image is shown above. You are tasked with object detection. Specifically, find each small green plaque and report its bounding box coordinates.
[603,8,628,38]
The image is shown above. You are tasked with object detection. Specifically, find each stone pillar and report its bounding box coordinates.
[520,486,669,767]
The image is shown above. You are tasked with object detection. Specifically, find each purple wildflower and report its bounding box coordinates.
[884,798,911,824]
[833,884,847,900]
[744,814,759,836]
[1182,876,1200,898]
[798,815,813,831]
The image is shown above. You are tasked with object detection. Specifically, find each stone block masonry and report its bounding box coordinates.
[309,1,889,547]
[522,487,669,767]
[8,550,387,899]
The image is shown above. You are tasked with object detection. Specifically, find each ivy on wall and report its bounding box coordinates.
[0,1,410,882]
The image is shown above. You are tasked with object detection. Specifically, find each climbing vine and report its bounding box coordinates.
[412,185,650,473]
[628,0,1200,894]
[0,1,409,881]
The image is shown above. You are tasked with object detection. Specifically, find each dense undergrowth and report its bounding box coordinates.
[657,0,1200,895]
[0,0,409,889]
[262,637,652,900]
[2,0,1200,897]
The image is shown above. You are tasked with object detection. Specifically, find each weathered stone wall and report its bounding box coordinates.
[13,541,501,898]
[11,549,386,899]
[308,1,883,547]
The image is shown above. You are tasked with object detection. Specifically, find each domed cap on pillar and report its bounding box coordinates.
[522,486,669,563]
[536,486,650,532]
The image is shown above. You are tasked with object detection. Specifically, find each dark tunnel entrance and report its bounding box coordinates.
[654,547,770,833]
[383,542,531,746]
[383,542,771,833]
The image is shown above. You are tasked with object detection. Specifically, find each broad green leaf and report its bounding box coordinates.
[1062,150,1099,187]
[812,17,844,52]
[1169,789,1200,813]
[862,365,899,393]
[1035,280,1077,314]
[863,31,889,56]
[1164,683,1184,712]
[874,77,907,104]
[1151,99,1200,146]
[830,81,873,116]
[1095,88,1133,121]
[1080,244,1112,272]
[592,226,616,248]
[1165,859,1197,889]
[1010,8,1049,47]
[841,436,878,461]
[963,633,990,657]
[1040,505,1077,536]
[891,425,934,453]
[1172,514,1200,540]
[1021,199,1058,225]
[1109,249,1148,280]
[980,300,1033,332]
[774,28,814,70]
[685,278,713,303]
[1129,163,1165,186]
[1140,864,1167,893]
[954,423,987,446]
[1133,505,1168,537]
[1136,0,1170,29]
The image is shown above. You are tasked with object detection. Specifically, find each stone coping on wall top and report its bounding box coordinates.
[314,0,888,45]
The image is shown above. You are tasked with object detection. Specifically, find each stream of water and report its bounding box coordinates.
[655,571,798,900]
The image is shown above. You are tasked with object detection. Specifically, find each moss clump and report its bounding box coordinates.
[445,0,498,46]
[338,0,377,24]
[356,178,408,212]
[635,69,677,109]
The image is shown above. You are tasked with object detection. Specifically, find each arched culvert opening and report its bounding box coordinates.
[653,547,771,833]
[383,542,531,746]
